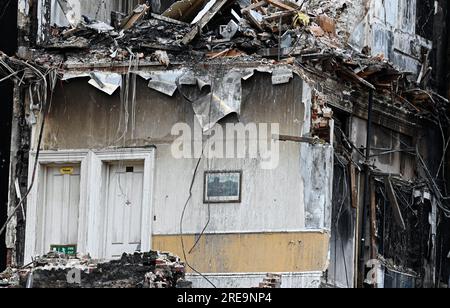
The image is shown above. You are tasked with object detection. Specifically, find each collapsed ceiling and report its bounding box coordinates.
[1,0,449,126]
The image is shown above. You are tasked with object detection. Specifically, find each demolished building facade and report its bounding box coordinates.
[0,0,449,288]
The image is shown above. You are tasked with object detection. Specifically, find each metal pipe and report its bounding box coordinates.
[358,89,374,287]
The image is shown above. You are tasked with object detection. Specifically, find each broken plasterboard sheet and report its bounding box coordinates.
[187,66,296,131]
[191,69,242,132]
[137,69,210,95]
[146,69,187,97]
[88,72,122,95]
[242,66,295,85]
[195,76,212,90]
[61,72,90,81]
[272,68,294,85]
[176,71,212,90]
[141,66,295,131]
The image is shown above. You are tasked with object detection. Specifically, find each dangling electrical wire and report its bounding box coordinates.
[177,61,217,288]
[334,153,350,287]
[0,64,57,237]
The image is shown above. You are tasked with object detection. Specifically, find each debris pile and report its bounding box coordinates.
[2,0,448,124]
[0,267,23,288]
[0,251,191,288]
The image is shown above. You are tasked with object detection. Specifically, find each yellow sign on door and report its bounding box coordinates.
[60,167,74,175]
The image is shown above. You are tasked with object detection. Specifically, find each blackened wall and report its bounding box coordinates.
[0,0,17,271]
[433,0,449,95]
[443,0,450,287]
[416,0,434,41]
[447,0,450,99]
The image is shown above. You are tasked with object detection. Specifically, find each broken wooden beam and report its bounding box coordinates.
[265,0,297,11]
[275,134,317,144]
[182,0,229,45]
[338,66,376,90]
[150,13,190,26]
[141,43,183,52]
[241,1,266,13]
[350,164,358,209]
[262,10,296,21]
[385,177,406,231]
[121,4,150,30]
[370,178,377,259]
[162,0,206,23]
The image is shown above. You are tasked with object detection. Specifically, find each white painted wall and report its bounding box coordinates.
[147,79,333,235]
[28,72,333,258]
[151,143,333,235]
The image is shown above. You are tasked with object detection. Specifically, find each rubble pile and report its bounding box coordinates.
[0,267,23,288]
[2,0,448,123]
[0,251,192,288]
[42,0,358,63]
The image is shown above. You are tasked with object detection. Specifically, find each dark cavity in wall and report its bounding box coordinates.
[416,0,434,40]
[432,0,448,95]
[0,0,17,271]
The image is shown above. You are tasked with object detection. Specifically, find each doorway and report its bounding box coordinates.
[24,149,155,262]
[104,162,145,259]
[37,164,81,255]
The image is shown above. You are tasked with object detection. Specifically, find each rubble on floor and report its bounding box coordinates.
[0,251,192,288]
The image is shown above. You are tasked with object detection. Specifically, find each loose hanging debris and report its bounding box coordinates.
[1,0,448,126]
[88,72,122,95]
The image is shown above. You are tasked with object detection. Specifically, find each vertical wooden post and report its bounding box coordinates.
[370,178,377,261]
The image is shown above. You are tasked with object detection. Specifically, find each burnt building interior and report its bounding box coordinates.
[0,0,18,272]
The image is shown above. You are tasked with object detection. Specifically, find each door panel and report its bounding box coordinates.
[42,165,80,254]
[106,163,144,258]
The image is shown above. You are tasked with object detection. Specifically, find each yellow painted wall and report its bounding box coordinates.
[152,232,330,273]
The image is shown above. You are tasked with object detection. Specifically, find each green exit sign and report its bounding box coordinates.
[50,245,77,256]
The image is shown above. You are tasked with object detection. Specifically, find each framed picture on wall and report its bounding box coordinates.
[204,171,242,203]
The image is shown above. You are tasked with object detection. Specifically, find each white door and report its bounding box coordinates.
[41,165,81,254]
[105,162,145,259]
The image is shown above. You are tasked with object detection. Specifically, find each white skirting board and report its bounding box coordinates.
[185,272,323,288]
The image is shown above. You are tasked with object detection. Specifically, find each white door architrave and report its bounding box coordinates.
[24,148,155,263]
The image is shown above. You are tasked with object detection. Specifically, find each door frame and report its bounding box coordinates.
[25,150,89,263]
[24,148,156,263]
[87,148,155,259]
[103,161,146,259]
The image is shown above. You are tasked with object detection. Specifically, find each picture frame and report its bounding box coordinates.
[203,171,242,204]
